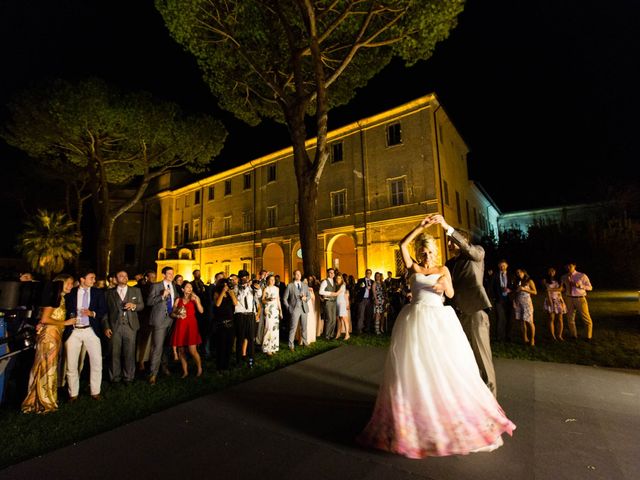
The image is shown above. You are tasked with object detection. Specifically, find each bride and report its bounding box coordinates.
[358,215,515,459]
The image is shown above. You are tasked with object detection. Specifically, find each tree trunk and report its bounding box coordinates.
[287,106,321,278]
[96,215,115,279]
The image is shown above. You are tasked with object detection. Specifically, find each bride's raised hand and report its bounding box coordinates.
[419,214,435,228]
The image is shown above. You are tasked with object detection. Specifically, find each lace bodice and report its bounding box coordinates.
[410,273,445,306]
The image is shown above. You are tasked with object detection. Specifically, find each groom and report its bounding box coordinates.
[432,214,497,397]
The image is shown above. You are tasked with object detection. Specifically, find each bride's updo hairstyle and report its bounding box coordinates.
[415,233,438,257]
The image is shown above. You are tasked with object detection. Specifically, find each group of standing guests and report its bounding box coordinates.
[486,260,594,347]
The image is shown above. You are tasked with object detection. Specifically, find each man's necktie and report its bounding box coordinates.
[81,288,89,324]
[244,289,249,310]
[166,285,173,314]
[297,282,301,292]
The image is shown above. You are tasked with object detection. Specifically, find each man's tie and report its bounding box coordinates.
[244,289,249,310]
[166,284,173,314]
[297,282,301,292]
[81,288,89,324]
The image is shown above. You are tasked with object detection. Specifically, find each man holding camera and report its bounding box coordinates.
[234,270,262,368]
[104,270,144,385]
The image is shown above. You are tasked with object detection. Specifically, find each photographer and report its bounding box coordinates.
[213,277,238,371]
[233,270,262,368]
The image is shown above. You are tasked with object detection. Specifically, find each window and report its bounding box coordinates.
[267,205,278,228]
[267,164,277,183]
[455,191,461,224]
[439,125,444,144]
[443,180,450,206]
[331,190,346,217]
[243,173,251,190]
[183,223,190,244]
[224,180,232,196]
[389,178,406,206]
[175,198,180,210]
[294,202,299,224]
[173,225,180,245]
[242,212,252,232]
[465,200,470,229]
[223,216,231,236]
[208,186,215,201]
[194,190,201,205]
[386,122,402,146]
[267,206,277,228]
[331,142,343,163]
[242,262,250,273]
[184,195,190,208]
[473,207,478,226]
[193,218,200,241]
[124,244,135,265]
[206,218,214,239]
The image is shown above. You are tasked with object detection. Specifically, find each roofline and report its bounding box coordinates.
[470,181,502,214]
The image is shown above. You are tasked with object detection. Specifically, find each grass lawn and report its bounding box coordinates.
[0,339,338,469]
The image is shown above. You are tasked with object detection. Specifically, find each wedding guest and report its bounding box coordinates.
[561,262,594,340]
[491,259,515,342]
[319,268,338,339]
[22,275,76,413]
[136,270,156,372]
[309,276,324,338]
[263,275,284,355]
[283,270,308,351]
[355,269,374,334]
[147,266,177,385]
[191,269,211,357]
[303,277,318,345]
[104,270,144,385]
[372,272,387,335]
[64,270,107,401]
[513,269,537,346]
[213,278,237,371]
[334,274,350,340]
[234,270,261,368]
[542,267,566,341]
[170,281,203,377]
[173,274,185,297]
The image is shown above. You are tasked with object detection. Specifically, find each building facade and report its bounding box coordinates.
[143,95,498,283]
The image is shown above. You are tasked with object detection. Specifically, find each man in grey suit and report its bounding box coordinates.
[432,214,497,397]
[283,270,309,350]
[104,270,144,385]
[146,266,176,385]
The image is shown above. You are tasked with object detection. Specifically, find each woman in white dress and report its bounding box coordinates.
[358,215,515,459]
[334,274,350,340]
[303,278,317,345]
[261,275,282,355]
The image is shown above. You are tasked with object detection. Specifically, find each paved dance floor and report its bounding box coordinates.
[1,345,638,480]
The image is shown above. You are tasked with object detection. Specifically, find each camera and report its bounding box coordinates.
[226,278,235,289]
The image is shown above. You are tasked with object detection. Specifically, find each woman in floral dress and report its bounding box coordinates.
[261,275,282,355]
[542,267,567,341]
[513,269,537,346]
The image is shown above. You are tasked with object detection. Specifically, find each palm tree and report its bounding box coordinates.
[19,210,82,279]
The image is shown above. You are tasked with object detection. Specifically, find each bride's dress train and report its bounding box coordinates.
[358,273,515,459]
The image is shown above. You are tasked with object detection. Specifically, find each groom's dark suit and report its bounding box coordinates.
[445,229,497,397]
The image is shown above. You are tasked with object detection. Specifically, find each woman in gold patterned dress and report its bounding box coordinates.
[22,275,76,414]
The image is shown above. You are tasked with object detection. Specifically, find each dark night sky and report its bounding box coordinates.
[1,0,638,255]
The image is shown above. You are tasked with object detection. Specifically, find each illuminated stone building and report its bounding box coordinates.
[142,94,499,283]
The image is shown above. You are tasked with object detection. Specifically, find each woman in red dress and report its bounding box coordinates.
[170,281,203,377]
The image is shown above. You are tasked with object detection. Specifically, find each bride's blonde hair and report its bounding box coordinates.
[415,233,438,255]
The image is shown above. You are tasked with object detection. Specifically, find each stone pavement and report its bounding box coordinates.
[1,345,638,480]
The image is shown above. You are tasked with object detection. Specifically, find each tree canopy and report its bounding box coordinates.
[3,78,228,275]
[156,0,465,125]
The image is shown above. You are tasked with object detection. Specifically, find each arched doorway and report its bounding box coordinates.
[263,243,285,278]
[291,241,304,276]
[327,234,357,277]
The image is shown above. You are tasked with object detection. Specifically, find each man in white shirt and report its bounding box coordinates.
[234,270,262,367]
[561,262,594,340]
[355,269,374,334]
[319,268,338,339]
[64,270,107,401]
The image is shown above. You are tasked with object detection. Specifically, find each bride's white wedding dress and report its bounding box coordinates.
[358,273,515,459]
